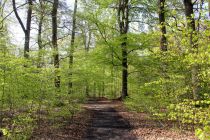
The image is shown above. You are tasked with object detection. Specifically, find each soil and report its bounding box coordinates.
[31,110,91,140]
[82,99,197,140]
[31,98,198,140]
[83,100,137,140]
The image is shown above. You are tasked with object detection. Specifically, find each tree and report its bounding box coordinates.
[159,0,167,51]
[52,0,60,88]
[82,21,92,96]
[0,0,7,31]
[37,0,45,68]
[118,0,129,99]
[183,0,199,100]
[68,0,78,94]
[12,0,33,58]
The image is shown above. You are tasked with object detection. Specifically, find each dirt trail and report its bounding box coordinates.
[82,99,197,140]
[31,98,197,140]
[83,99,138,140]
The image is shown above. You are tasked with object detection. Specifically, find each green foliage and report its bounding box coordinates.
[0,39,86,138]
[0,128,10,137]
[168,100,210,124]
[196,126,210,140]
[0,0,209,139]
[9,113,35,140]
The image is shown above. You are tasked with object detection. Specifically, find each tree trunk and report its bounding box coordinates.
[159,0,168,87]
[12,0,33,58]
[24,0,32,58]
[68,0,78,94]
[85,24,91,96]
[159,0,167,51]
[85,82,89,97]
[86,27,91,52]
[52,0,60,88]
[208,0,210,16]
[118,0,129,99]
[183,0,199,100]
[37,1,44,68]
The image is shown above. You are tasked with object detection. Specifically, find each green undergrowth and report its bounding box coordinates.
[0,91,86,140]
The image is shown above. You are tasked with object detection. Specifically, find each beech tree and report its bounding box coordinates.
[12,0,33,58]
[68,0,78,94]
[37,0,45,68]
[183,0,199,100]
[118,0,129,99]
[52,0,60,88]
[159,0,167,51]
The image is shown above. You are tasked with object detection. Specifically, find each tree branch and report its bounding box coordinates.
[1,2,27,24]
[12,0,26,33]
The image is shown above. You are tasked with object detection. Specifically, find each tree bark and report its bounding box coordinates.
[68,0,78,94]
[159,0,167,51]
[183,0,199,100]
[12,0,33,58]
[86,30,91,52]
[37,1,44,68]
[85,24,91,96]
[25,0,32,58]
[52,0,60,88]
[118,0,129,99]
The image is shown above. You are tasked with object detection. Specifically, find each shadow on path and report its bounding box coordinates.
[83,99,139,140]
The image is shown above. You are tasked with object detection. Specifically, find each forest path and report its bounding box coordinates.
[83,99,138,140]
[31,98,197,140]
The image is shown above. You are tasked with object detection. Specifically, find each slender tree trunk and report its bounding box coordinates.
[68,0,78,94]
[86,28,91,52]
[37,1,44,68]
[24,0,32,58]
[159,0,168,89]
[102,81,105,97]
[0,47,6,127]
[85,25,91,96]
[12,0,33,58]
[183,0,199,100]
[52,0,60,88]
[85,82,89,96]
[81,22,91,96]
[93,82,96,97]
[159,0,167,51]
[118,0,129,99]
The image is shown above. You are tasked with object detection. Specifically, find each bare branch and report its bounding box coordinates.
[12,0,26,33]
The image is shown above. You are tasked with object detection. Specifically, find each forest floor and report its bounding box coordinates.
[31,98,198,140]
